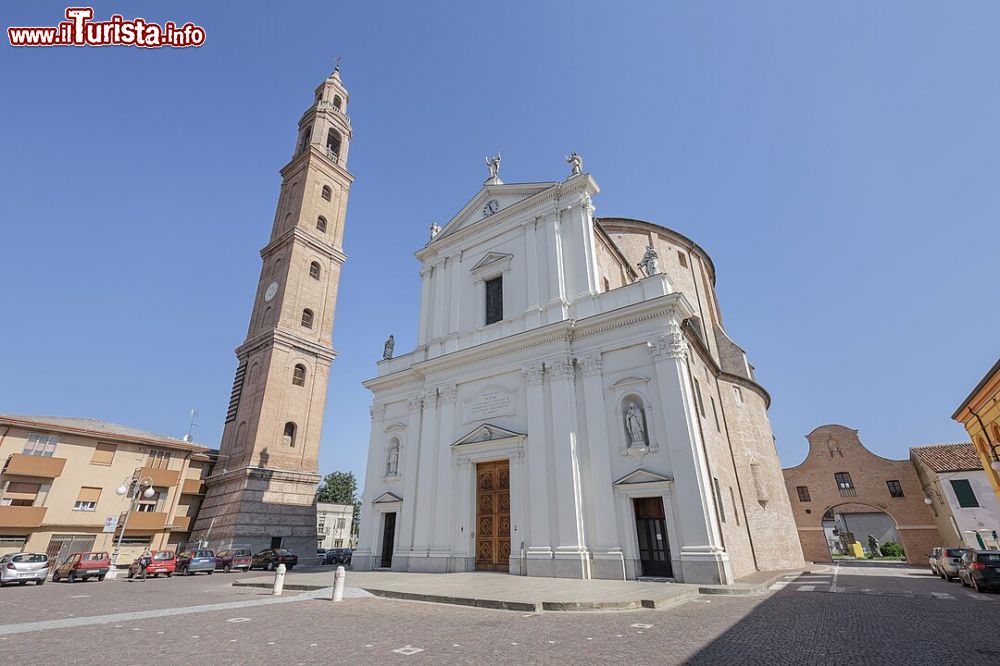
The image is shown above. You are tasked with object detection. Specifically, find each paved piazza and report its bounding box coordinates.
[0,563,997,665]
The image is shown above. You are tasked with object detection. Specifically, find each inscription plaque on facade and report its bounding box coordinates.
[463,387,515,423]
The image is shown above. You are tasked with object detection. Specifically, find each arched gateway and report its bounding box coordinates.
[783,425,940,565]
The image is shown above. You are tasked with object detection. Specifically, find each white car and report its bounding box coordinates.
[0,552,49,586]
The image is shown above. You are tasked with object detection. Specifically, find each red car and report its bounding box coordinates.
[127,550,176,578]
[51,552,110,583]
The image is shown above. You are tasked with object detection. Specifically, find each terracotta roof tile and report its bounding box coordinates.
[910,442,981,473]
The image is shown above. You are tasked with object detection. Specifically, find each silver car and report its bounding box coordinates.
[0,552,49,586]
[937,547,969,581]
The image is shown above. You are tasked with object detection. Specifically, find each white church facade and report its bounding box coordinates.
[354,158,803,584]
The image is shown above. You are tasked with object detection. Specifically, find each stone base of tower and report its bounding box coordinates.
[191,467,320,557]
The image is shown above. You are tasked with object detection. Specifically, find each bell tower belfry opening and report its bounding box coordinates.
[191,63,354,555]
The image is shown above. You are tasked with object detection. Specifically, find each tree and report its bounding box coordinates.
[316,471,361,540]
[317,471,357,504]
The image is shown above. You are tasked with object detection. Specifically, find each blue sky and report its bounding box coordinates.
[2,1,997,490]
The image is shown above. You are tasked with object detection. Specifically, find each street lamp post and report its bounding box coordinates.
[105,472,155,580]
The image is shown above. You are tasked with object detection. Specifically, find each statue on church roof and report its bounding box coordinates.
[382,334,395,360]
[566,151,583,176]
[637,244,660,277]
[484,151,502,183]
[429,222,441,240]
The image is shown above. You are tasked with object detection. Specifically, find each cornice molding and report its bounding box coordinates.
[260,227,348,264]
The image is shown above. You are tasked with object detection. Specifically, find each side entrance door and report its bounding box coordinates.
[380,512,396,568]
[476,460,511,572]
[634,497,672,578]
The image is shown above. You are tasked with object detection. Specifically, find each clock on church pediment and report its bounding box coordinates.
[482,198,500,217]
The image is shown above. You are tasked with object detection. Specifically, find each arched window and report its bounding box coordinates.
[292,364,306,386]
[321,185,332,201]
[333,95,342,111]
[235,422,247,452]
[301,309,314,328]
[282,422,297,447]
[272,257,282,276]
[992,423,1000,443]
[309,262,321,280]
[298,125,311,154]
[326,130,342,162]
[316,216,327,232]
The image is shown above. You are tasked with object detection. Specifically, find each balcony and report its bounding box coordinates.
[170,515,192,532]
[3,453,66,478]
[138,466,180,488]
[181,478,206,495]
[0,506,47,528]
[125,511,168,531]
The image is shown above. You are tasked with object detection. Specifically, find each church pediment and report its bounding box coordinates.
[470,252,514,273]
[372,491,402,504]
[452,423,525,447]
[431,182,558,244]
[613,469,673,485]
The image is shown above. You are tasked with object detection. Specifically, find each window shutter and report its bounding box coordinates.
[77,487,102,503]
[5,482,41,499]
[91,442,115,465]
[950,479,979,508]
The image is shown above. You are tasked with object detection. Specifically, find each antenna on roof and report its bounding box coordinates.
[183,408,199,443]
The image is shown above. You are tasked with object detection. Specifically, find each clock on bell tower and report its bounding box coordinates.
[191,63,354,555]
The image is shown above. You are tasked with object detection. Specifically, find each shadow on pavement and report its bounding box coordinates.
[685,574,1000,665]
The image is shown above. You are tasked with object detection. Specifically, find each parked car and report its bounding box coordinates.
[127,550,176,579]
[215,548,252,573]
[51,552,110,583]
[958,550,1000,593]
[323,548,353,566]
[176,549,216,575]
[317,548,327,559]
[936,547,969,581]
[0,552,49,586]
[251,548,298,571]
[929,547,942,576]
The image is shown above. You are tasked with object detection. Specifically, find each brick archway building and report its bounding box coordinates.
[782,424,940,564]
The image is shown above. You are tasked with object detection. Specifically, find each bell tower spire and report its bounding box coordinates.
[192,67,355,555]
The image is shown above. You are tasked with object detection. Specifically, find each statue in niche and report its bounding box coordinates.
[385,439,399,477]
[566,151,583,176]
[382,334,395,360]
[637,244,659,277]
[624,400,648,447]
[827,437,843,458]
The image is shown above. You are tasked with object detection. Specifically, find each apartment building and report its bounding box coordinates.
[316,502,353,550]
[0,414,215,564]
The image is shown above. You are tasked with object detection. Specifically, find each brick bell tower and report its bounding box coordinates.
[192,64,353,555]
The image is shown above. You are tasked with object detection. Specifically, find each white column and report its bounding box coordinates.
[354,403,385,570]
[448,253,461,339]
[523,363,552,572]
[543,209,567,322]
[548,355,590,579]
[523,219,542,328]
[650,318,732,584]
[410,390,439,565]
[430,384,457,558]
[432,259,448,343]
[416,265,433,346]
[579,354,624,579]
[508,448,526,574]
[452,458,472,568]
[396,395,424,564]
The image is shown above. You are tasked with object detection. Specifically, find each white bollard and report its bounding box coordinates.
[272,563,286,596]
[332,565,345,602]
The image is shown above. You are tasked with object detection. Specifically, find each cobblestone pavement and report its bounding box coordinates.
[0,563,998,665]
